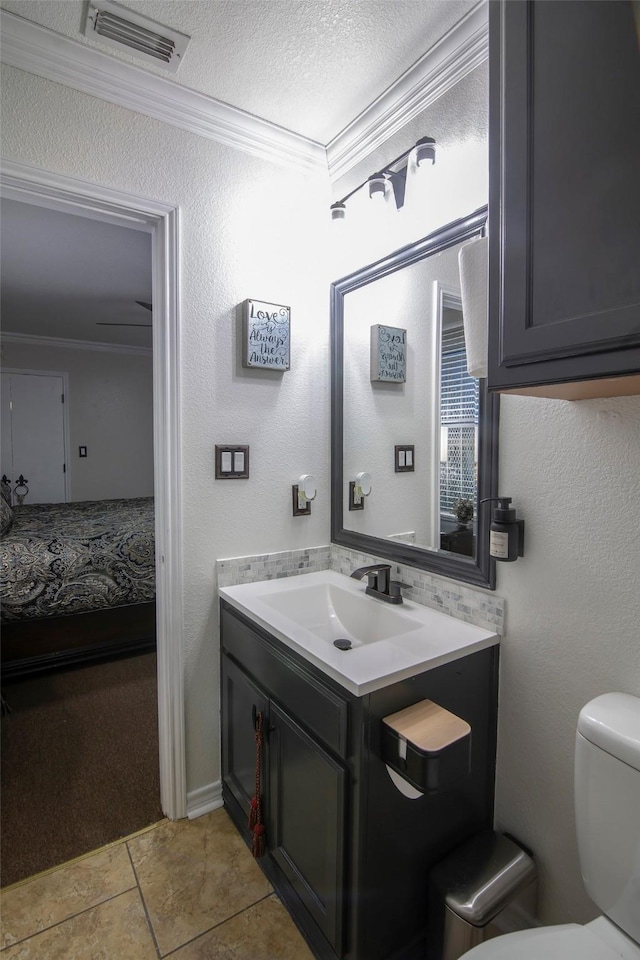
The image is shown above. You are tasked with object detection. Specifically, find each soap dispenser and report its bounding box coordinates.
[489,497,524,562]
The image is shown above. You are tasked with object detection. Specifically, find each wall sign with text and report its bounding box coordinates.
[242,299,291,370]
[370,324,406,382]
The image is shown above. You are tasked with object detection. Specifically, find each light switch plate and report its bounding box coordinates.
[215,445,250,479]
[394,444,415,473]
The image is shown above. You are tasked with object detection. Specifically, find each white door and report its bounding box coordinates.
[0,372,67,503]
[0,375,13,492]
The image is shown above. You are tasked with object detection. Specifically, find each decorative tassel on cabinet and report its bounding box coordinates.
[248,709,266,858]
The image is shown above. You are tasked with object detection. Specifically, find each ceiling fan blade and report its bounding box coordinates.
[135,301,153,311]
[96,322,152,327]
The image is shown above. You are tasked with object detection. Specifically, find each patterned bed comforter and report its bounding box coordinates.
[0,498,155,621]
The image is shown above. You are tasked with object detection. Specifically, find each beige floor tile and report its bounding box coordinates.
[0,844,136,950]
[170,895,315,960]
[128,807,271,956]
[1,888,157,959]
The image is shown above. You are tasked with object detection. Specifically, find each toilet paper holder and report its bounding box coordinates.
[381,699,471,794]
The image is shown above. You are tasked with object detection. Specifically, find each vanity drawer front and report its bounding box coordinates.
[221,604,349,759]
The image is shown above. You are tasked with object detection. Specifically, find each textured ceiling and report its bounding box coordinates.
[0,0,477,144]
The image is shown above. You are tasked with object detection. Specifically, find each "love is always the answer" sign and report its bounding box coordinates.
[242,299,291,370]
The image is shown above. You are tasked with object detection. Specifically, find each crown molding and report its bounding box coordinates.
[1,4,486,184]
[0,9,327,175]
[326,1,488,182]
[1,331,153,358]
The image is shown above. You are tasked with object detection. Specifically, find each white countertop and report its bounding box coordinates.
[219,570,499,696]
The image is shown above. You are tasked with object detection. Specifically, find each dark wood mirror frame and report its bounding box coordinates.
[330,206,499,590]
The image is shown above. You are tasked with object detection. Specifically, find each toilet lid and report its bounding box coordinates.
[461,923,637,960]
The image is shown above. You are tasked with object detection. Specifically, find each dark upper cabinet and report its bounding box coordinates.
[488,0,640,399]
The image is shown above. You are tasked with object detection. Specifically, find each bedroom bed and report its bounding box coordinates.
[1,490,156,678]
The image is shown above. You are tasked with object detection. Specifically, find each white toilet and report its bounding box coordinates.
[461,692,640,959]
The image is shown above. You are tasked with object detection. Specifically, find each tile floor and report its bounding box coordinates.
[0,808,315,959]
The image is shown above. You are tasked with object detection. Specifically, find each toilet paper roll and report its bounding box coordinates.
[458,236,488,379]
[385,764,423,800]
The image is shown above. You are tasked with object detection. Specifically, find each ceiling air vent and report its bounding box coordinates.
[84,1,190,73]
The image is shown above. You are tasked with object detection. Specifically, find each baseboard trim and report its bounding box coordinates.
[187,780,223,820]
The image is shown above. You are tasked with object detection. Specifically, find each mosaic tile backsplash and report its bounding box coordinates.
[217,546,331,589]
[216,544,504,635]
[330,545,505,635]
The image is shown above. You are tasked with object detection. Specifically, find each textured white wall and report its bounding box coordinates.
[2,341,154,500]
[494,394,640,925]
[0,63,331,797]
[342,242,464,547]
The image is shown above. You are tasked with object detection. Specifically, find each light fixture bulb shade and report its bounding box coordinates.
[368,174,387,200]
[330,202,346,221]
[415,136,436,166]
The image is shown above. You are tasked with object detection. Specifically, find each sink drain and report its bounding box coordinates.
[333,638,352,651]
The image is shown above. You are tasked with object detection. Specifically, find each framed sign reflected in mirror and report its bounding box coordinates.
[330,207,499,589]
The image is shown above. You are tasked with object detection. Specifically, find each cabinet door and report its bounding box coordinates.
[488,0,640,394]
[221,653,268,818]
[268,701,346,955]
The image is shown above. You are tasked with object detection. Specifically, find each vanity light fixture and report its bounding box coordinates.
[368,174,388,200]
[329,137,436,221]
[414,136,437,166]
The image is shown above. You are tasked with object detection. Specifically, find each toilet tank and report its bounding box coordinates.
[574,692,640,944]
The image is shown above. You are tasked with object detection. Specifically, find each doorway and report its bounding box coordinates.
[0,160,186,822]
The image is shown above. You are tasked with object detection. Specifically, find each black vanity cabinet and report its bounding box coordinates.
[221,604,350,955]
[488,0,640,399]
[221,600,499,960]
[267,700,347,951]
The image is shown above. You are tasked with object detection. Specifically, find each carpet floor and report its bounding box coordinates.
[1,652,163,887]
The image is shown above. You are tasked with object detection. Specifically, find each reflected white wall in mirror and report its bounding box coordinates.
[343,240,473,554]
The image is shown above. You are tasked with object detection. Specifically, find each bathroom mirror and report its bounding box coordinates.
[330,207,499,589]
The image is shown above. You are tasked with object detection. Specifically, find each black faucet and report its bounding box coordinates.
[350,564,403,604]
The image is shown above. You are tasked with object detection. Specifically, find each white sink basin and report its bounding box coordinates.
[219,570,498,696]
[259,580,423,646]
